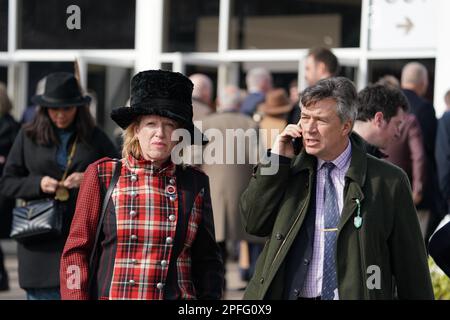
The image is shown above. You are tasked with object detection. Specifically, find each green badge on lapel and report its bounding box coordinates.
[354,198,363,229]
[354,216,362,229]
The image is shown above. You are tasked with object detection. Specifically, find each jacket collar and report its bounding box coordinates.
[351,131,387,159]
[291,149,316,175]
[290,134,368,232]
[125,155,176,177]
[345,133,367,189]
[291,133,367,189]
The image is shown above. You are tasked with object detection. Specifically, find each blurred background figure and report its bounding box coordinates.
[377,75,401,89]
[400,62,446,241]
[255,88,294,151]
[445,90,450,110]
[288,47,340,126]
[241,88,293,283]
[112,98,131,156]
[374,75,428,236]
[20,77,46,125]
[200,85,261,291]
[240,68,273,117]
[0,83,20,292]
[288,79,299,106]
[304,47,339,87]
[0,72,118,300]
[436,89,450,220]
[189,73,214,121]
[353,84,409,159]
[287,79,301,125]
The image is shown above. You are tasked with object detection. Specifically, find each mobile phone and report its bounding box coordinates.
[291,121,303,155]
[292,137,302,155]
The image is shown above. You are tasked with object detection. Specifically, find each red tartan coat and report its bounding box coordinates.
[60,156,224,300]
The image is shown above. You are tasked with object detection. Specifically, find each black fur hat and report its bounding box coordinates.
[111,70,207,145]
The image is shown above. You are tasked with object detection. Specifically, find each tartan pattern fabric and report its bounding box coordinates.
[106,155,201,300]
[60,156,206,300]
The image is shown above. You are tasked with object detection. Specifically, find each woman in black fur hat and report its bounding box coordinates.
[60,70,224,300]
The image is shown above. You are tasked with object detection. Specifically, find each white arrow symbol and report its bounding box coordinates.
[396,17,414,35]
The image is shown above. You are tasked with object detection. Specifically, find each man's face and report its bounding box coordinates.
[300,98,352,161]
[376,108,405,149]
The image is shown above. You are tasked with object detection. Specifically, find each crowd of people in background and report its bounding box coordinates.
[0,46,449,300]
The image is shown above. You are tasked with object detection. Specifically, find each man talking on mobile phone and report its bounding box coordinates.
[240,77,433,300]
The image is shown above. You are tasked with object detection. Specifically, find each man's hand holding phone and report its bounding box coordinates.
[271,120,303,159]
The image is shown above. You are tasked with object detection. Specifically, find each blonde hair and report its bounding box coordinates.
[121,118,142,159]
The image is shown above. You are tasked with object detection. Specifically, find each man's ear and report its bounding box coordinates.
[317,61,327,75]
[342,119,353,136]
[373,112,385,127]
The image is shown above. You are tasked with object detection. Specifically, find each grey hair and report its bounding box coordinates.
[300,77,358,127]
[401,62,428,86]
[189,73,213,103]
[245,68,272,92]
[218,85,242,112]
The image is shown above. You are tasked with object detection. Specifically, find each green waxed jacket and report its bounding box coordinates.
[240,135,434,300]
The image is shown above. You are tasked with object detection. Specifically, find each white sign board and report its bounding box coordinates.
[369,0,438,50]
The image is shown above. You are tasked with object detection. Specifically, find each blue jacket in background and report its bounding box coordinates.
[240,92,265,117]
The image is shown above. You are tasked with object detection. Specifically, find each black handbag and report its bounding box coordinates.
[10,138,77,243]
[10,198,65,242]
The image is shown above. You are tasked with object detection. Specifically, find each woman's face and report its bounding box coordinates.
[48,106,77,129]
[134,115,179,166]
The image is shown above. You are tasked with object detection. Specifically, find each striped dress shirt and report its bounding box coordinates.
[300,140,352,299]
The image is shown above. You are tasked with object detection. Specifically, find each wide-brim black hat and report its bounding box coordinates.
[111,70,208,145]
[31,72,91,108]
[429,215,450,277]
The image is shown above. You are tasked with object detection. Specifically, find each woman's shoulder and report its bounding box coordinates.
[84,157,122,182]
[177,164,209,183]
[91,156,122,170]
[14,127,29,143]
[0,114,19,127]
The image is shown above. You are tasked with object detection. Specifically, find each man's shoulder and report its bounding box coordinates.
[365,153,408,182]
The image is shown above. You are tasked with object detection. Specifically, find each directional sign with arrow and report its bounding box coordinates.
[369,0,437,50]
[396,17,414,35]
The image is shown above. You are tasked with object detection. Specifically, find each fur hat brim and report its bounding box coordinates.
[111,105,208,146]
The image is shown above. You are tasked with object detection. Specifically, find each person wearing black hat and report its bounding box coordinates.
[0,72,118,300]
[60,70,224,300]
